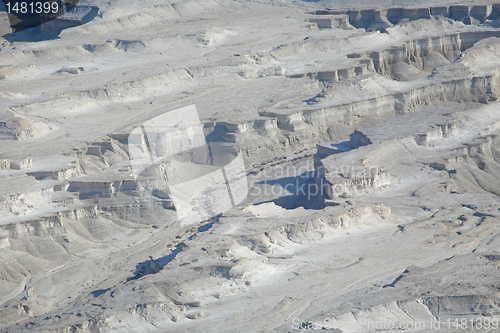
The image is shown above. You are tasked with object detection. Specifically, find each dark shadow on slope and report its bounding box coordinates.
[123,218,216,283]
[1,4,98,41]
[255,171,325,210]
[91,288,110,297]
[198,222,213,232]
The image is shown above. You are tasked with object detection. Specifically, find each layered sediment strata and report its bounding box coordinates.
[311,4,500,30]
[319,163,391,200]
[211,31,500,163]
[0,156,32,170]
[315,139,392,201]
[315,101,500,204]
[0,115,55,141]
[309,15,354,30]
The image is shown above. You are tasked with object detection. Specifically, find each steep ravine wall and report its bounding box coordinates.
[205,32,500,163]
[366,31,500,80]
[313,4,500,30]
[245,74,497,160]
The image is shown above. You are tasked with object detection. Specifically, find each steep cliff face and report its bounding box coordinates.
[209,33,500,163]
[312,4,500,31]
[203,29,500,164]
[441,134,500,196]
[324,167,392,200]
[314,101,500,206]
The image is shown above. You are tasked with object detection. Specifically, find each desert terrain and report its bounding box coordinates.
[2,0,500,332]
